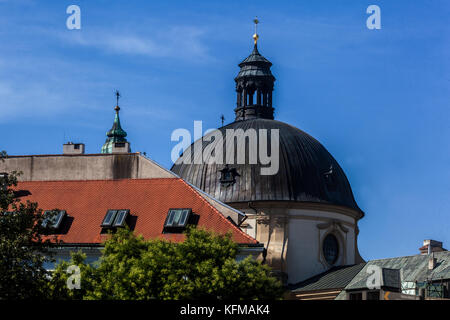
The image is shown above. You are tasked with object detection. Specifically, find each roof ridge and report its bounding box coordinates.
[366,251,450,264]
[16,178,178,184]
[177,178,257,244]
[185,181,246,218]
[140,155,179,178]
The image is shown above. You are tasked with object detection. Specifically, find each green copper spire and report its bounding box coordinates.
[101,91,130,154]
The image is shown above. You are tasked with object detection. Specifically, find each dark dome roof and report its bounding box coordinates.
[235,45,275,79]
[171,118,362,213]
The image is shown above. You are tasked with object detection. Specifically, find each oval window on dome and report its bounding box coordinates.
[323,234,339,265]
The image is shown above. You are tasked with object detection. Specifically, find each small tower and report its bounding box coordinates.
[234,18,276,121]
[101,91,131,154]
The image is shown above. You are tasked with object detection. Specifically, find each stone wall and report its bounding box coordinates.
[0,153,174,181]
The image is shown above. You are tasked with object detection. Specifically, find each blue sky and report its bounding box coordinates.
[1,0,449,260]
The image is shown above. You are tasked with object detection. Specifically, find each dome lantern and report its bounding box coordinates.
[234,18,276,122]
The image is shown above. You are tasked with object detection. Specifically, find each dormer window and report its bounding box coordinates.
[42,210,67,232]
[163,208,193,233]
[101,209,129,228]
[219,165,240,187]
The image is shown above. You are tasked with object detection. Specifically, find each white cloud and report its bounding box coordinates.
[56,25,211,61]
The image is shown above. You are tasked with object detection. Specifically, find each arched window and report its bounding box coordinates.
[323,234,339,265]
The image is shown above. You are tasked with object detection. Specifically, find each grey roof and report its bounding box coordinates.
[290,264,366,292]
[239,45,272,66]
[236,65,274,78]
[345,251,450,291]
[236,45,275,80]
[171,118,363,213]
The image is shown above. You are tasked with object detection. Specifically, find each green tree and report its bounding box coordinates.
[50,227,284,300]
[0,169,55,299]
[47,251,96,300]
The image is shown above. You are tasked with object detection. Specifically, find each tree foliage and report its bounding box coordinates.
[46,251,96,300]
[0,170,55,299]
[50,228,284,300]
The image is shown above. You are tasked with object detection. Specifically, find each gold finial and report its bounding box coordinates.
[253,17,259,45]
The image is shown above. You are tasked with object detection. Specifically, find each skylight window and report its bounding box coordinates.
[42,210,66,230]
[179,209,190,226]
[101,210,117,227]
[101,209,130,228]
[113,210,129,227]
[163,208,192,232]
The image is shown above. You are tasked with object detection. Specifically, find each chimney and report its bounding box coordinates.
[428,253,436,270]
[63,142,85,155]
[420,239,445,255]
[111,141,131,153]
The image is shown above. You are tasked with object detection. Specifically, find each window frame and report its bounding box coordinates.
[322,233,340,266]
[101,210,118,227]
[113,209,129,227]
[42,210,66,230]
[163,208,192,230]
[348,292,363,300]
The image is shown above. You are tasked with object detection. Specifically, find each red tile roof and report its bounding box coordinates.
[14,178,257,245]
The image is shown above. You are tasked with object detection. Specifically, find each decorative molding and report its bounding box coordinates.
[228,200,364,220]
[316,219,348,267]
[245,213,355,228]
[316,219,349,233]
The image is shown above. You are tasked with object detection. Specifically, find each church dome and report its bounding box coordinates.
[171,118,362,213]
[171,39,362,215]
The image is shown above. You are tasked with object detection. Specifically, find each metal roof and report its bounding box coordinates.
[171,118,363,213]
[235,44,275,80]
[238,44,272,66]
[344,251,450,291]
[290,264,366,292]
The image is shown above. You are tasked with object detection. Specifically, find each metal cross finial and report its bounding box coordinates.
[115,90,121,106]
[114,90,121,112]
[253,17,259,45]
[220,114,225,127]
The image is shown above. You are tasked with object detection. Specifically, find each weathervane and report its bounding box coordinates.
[220,114,225,127]
[253,17,259,45]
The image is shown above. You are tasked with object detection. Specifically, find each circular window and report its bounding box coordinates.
[323,234,339,265]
